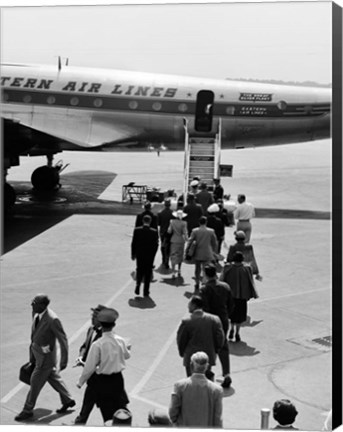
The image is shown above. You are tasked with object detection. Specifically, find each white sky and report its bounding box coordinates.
[0,1,336,84]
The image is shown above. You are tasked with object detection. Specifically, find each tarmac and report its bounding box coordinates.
[0,140,332,430]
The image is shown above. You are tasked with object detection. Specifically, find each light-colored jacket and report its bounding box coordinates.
[169,373,223,427]
[187,225,217,261]
[168,219,188,244]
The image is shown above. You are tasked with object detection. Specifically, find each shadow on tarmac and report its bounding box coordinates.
[229,341,260,357]
[241,316,264,327]
[2,171,139,255]
[3,170,331,256]
[128,297,156,309]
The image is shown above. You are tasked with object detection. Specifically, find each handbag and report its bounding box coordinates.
[187,240,197,258]
[19,362,35,385]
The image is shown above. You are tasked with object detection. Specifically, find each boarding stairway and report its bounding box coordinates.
[183,118,222,200]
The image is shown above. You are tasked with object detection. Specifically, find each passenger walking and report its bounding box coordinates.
[176,295,224,379]
[234,194,255,243]
[206,203,225,254]
[169,351,223,428]
[15,294,75,422]
[135,201,158,229]
[167,209,188,278]
[226,231,263,280]
[74,304,106,424]
[186,216,218,291]
[220,251,258,342]
[131,214,159,297]
[196,182,214,213]
[183,193,204,234]
[157,199,174,270]
[213,178,224,201]
[222,194,237,227]
[190,179,200,195]
[200,265,234,388]
[77,308,131,424]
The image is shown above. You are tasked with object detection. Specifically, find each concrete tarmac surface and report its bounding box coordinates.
[1,140,332,430]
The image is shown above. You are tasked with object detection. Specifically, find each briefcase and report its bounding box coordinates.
[19,362,35,385]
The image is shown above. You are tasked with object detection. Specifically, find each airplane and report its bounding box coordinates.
[1,61,331,210]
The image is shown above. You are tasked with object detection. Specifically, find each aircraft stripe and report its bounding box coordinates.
[2,88,330,118]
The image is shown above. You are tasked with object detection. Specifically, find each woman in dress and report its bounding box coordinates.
[168,210,188,278]
[220,251,258,342]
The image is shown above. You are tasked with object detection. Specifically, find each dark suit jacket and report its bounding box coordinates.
[30,308,69,369]
[131,225,159,263]
[135,210,158,229]
[177,310,224,366]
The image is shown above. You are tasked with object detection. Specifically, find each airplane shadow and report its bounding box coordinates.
[229,340,260,357]
[128,296,156,309]
[3,171,331,256]
[2,171,142,255]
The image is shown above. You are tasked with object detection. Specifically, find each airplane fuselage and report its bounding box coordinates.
[1,63,331,159]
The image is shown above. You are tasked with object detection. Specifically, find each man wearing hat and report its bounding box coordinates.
[74,304,106,424]
[77,307,131,424]
[131,214,159,297]
[15,294,75,421]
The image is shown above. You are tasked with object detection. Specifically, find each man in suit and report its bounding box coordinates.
[186,216,218,291]
[176,295,224,379]
[200,265,234,388]
[131,214,159,297]
[15,294,75,421]
[183,193,204,234]
[73,304,106,424]
[157,199,174,270]
[169,351,223,427]
[135,201,158,229]
[196,182,214,213]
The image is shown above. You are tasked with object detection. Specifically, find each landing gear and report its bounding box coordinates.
[31,155,64,192]
[31,165,61,191]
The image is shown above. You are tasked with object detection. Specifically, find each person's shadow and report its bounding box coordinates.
[241,315,263,327]
[26,407,77,424]
[229,340,260,357]
[160,276,190,289]
[128,296,156,309]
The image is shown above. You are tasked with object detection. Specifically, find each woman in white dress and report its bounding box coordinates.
[168,210,188,278]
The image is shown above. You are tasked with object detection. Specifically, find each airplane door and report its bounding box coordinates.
[195,90,214,132]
